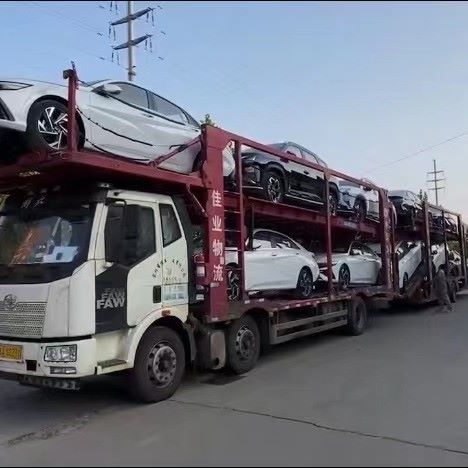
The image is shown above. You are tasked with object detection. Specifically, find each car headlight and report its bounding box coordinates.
[44,345,77,362]
[0,81,32,91]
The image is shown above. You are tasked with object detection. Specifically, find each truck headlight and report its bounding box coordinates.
[44,345,77,362]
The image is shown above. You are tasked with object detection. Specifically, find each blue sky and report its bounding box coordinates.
[2,1,468,217]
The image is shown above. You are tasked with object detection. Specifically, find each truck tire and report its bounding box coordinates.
[227,314,260,375]
[344,297,367,336]
[129,326,185,403]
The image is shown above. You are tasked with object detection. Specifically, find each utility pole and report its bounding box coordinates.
[127,0,135,81]
[111,1,154,82]
[427,159,445,206]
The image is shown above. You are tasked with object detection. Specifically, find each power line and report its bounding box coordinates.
[365,129,468,174]
[26,1,105,37]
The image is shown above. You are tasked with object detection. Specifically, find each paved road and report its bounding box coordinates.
[1,296,468,466]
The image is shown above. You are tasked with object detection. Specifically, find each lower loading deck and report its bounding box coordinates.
[193,285,392,346]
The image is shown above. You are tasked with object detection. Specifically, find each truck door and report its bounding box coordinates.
[96,201,162,332]
[158,203,189,307]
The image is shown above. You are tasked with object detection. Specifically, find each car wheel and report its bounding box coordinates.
[226,315,260,375]
[354,199,366,223]
[128,326,185,403]
[227,266,241,301]
[338,264,351,291]
[262,170,284,204]
[329,191,338,216]
[294,267,314,299]
[25,99,81,152]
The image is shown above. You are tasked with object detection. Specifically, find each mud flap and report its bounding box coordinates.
[195,329,226,371]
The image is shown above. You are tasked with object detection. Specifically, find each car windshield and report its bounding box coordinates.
[82,79,107,87]
[268,143,287,151]
[0,193,95,266]
[333,246,350,254]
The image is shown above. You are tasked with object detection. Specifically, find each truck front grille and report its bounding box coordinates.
[0,302,47,339]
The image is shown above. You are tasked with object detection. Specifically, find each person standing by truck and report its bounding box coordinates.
[435,265,452,313]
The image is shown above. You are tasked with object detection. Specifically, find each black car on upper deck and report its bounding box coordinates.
[241,141,342,213]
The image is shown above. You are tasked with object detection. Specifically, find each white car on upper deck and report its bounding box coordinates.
[0,78,235,175]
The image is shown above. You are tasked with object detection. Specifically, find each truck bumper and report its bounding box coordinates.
[0,337,96,380]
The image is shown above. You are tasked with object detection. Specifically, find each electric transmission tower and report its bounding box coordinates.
[109,1,155,81]
[427,159,445,206]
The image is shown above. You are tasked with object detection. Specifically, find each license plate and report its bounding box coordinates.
[0,343,23,362]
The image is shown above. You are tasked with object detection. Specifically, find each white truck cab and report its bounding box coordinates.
[0,185,194,401]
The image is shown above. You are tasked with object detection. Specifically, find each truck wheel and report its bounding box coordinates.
[129,326,185,403]
[344,297,367,336]
[227,315,260,374]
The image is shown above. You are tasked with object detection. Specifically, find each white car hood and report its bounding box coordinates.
[0,77,68,88]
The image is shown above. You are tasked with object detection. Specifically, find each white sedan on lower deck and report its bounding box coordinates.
[315,241,381,289]
[368,240,422,291]
[225,229,320,300]
[0,78,235,175]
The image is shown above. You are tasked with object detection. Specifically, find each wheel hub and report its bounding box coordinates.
[235,326,255,361]
[267,177,281,203]
[299,271,312,297]
[37,106,69,149]
[148,343,177,388]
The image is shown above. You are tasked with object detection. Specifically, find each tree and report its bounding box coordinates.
[418,189,428,202]
[200,113,217,127]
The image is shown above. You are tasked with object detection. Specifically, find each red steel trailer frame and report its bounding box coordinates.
[3,66,463,334]
[0,67,399,328]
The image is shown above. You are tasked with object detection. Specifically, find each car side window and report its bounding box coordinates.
[365,245,378,257]
[301,149,319,164]
[253,231,273,249]
[273,233,298,249]
[284,146,302,158]
[113,83,150,109]
[149,93,188,125]
[350,243,363,256]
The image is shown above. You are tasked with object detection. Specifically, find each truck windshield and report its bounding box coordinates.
[0,194,95,266]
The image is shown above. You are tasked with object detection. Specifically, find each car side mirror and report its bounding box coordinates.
[252,242,262,250]
[363,186,373,192]
[94,83,122,96]
[431,248,438,255]
[350,249,359,256]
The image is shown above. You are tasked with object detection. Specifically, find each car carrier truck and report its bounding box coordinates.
[0,68,464,402]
